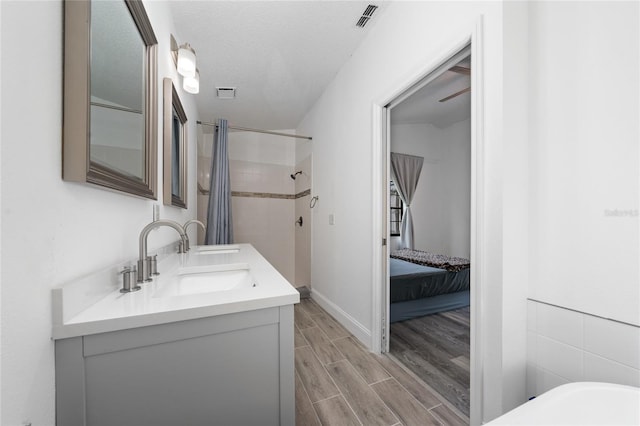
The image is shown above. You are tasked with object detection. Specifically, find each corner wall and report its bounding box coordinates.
[0,2,199,424]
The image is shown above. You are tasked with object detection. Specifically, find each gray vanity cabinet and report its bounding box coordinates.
[55,305,294,426]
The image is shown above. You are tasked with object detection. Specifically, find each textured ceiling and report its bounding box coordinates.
[169,1,386,130]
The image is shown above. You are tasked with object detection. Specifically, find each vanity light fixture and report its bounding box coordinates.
[183,68,200,94]
[170,34,199,94]
[177,43,196,77]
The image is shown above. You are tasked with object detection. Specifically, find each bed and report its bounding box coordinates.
[390,249,470,323]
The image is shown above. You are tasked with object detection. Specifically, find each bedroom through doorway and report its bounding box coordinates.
[382,46,473,423]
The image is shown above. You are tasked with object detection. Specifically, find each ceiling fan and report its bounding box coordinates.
[438,65,471,103]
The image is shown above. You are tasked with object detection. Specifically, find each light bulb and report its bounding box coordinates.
[177,44,196,78]
[183,68,200,94]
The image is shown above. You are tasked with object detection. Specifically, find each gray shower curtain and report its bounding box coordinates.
[205,119,233,244]
[390,152,424,250]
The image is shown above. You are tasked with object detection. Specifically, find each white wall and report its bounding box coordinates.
[0,2,199,424]
[527,2,639,326]
[390,123,443,252]
[501,0,531,414]
[521,0,640,399]
[300,1,638,419]
[390,119,471,258]
[227,129,297,166]
[297,1,524,421]
[441,119,472,258]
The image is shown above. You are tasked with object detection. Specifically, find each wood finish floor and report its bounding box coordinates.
[389,307,470,419]
[294,299,468,426]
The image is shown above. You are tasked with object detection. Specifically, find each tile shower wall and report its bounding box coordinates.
[197,130,298,285]
[230,159,295,283]
[526,299,640,398]
[294,155,312,287]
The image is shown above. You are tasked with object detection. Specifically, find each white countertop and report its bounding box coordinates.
[52,244,299,339]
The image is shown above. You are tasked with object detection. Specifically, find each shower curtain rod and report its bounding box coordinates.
[197,121,312,141]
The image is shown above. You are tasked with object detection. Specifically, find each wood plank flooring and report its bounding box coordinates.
[389,307,470,419]
[294,299,468,425]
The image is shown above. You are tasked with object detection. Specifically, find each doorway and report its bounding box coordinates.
[386,50,472,420]
[371,25,485,425]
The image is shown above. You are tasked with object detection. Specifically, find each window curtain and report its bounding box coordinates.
[390,152,424,250]
[205,119,234,244]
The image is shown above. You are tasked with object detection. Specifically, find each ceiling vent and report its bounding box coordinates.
[216,87,236,99]
[356,4,378,28]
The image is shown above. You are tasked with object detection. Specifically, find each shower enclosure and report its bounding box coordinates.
[197,124,312,289]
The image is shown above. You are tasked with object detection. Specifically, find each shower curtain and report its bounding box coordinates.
[205,119,233,244]
[390,152,424,250]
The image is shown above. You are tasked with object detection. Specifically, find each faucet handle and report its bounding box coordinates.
[148,254,159,276]
[120,266,141,293]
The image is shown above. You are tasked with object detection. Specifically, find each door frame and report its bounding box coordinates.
[371,17,485,425]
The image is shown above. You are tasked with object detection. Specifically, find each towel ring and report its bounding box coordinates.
[309,196,319,209]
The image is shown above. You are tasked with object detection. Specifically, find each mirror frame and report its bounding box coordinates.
[62,0,158,199]
[163,78,188,208]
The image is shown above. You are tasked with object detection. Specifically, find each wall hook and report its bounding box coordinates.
[296,216,303,227]
[309,196,319,209]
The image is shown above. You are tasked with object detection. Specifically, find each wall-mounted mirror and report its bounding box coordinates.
[63,0,158,199]
[163,78,188,208]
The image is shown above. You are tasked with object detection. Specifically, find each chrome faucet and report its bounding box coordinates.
[183,220,206,251]
[137,220,189,283]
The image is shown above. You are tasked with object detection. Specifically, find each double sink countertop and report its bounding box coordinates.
[52,244,299,340]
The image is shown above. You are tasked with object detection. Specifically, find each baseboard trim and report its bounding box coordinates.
[310,289,372,350]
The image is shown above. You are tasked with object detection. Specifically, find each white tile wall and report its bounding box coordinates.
[294,155,312,195]
[232,196,295,284]
[198,132,303,286]
[229,160,295,195]
[584,315,640,369]
[294,155,312,287]
[527,299,640,398]
[536,302,583,349]
[538,368,570,392]
[536,335,583,381]
[583,353,640,387]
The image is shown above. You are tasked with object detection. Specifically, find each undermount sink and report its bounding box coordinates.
[193,244,240,255]
[154,263,258,298]
[194,248,240,255]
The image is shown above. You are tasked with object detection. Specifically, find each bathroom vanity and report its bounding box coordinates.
[52,244,299,426]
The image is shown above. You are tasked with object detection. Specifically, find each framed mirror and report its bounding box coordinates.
[63,0,158,199]
[163,78,188,208]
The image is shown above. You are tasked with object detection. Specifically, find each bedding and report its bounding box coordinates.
[389,249,471,322]
[391,248,470,272]
[390,258,470,303]
[390,290,469,323]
